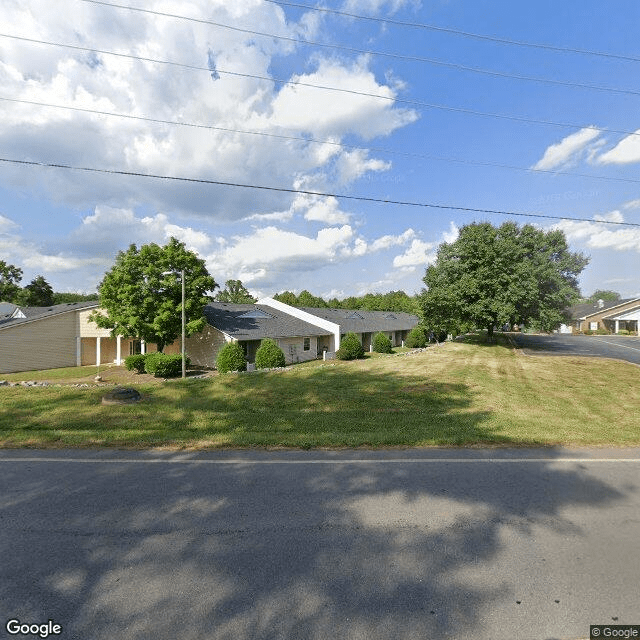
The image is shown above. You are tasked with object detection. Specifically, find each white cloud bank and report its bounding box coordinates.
[554,211,640,253]
[0,1,417,222]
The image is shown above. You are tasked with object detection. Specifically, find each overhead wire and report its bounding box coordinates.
[2,35,640,138]
[262,0,640,64]
[8,23,637,98]
[1,157,638,227]
[3,96,640,187]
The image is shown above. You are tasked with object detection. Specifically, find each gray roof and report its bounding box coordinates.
[570,298,640,320]
[204,303,333,340]
[0,300,99,329]
[298,307,419,333]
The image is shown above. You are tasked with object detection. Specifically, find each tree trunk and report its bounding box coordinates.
[487,323,494,341]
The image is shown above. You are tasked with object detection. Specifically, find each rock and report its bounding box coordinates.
[102,387,142,405]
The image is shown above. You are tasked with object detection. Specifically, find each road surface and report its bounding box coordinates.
[509,333,640,366]
[1,448,639,640]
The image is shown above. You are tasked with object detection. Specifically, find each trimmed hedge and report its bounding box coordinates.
[124,353,148,374]
[144,352,190,378]
[336,332,365,360]
[372,332,393,354]
[255,338,286,369]
[216,342,247,373]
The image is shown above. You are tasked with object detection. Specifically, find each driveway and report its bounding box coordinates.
[509,333,640,366]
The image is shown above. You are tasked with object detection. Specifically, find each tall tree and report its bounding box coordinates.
[273,291,298,306]
[587,290,621,303]
[420,222,588,339]
[215,279,257,304]
[17,275,54,307]
[0,260,23,302]
[91,237,217,352]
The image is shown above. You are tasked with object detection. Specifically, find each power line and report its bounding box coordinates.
[2,156,638,227]
[263,0,640,64]
[9,25,637,98]
[4,39,639,140]
[3,95,640,187]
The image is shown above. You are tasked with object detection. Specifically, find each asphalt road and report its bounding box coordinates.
[509,333,640,366]
[1,448,640,640]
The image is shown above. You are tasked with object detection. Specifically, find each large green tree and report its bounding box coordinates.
[0,260,23,302]
[420,222,589,338]
[17,275,54,307]
[91,237,217,352]
[215,279,257,304]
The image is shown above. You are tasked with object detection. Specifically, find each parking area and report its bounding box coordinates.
[509,333,640,366]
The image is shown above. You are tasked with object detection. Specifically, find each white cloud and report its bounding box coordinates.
[391,223,458,271]
[370,228,416,251]
[0,1,416,220]
[597,130,640,164]
[532,127,602,171]
[554,212,640,253]
[623,199,640,210]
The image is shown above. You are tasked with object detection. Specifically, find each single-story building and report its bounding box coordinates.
[567,298,640,335]
[0,297,419,373]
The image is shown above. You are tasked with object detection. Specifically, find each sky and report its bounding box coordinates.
[1,0,640,301]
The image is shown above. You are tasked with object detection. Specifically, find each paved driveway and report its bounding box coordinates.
[509,333,640,365]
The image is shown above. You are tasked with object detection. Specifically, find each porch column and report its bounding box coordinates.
[615,319,620,334]
[116,336,122,365]
[76,337,81,366]
[96,337,101,366]
[141,340,146,355]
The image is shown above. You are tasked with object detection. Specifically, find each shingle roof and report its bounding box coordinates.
[298,307,419,333]
[204,303,333,340]
[0,300,99,329]
[569,298,640,320]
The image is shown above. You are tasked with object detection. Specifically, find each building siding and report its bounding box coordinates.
[0,313,78,374]
[277,336,318,364]
[183,325,229,368]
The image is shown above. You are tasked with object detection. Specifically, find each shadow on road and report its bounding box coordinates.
[0,446,634,639]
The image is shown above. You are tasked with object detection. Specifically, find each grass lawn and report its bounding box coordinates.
[1,335,638,449]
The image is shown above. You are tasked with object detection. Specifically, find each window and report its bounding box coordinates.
[346,311,364,319]
[129,340,142,355]
[590,322,598,331]
[303,337,310,351]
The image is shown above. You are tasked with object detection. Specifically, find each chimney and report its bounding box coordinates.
[597,299,604,309]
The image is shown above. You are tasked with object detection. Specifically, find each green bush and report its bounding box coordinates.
[372,332,393,353]
[583,329,593,335]
[143,352,189,378]
[594,328,610,335]
[216,342,247,373]
[124,353,148,374]
[336,333,365,360]
[405,326,427,348]
[617,329,630,336]
[255,338,286,369]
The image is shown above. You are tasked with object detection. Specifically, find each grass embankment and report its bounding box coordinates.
[1,336,638,448]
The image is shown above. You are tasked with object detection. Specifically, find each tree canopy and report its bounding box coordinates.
[272,289,419,313]
[215,279,257,304]
[420,222,589,338]
[587,289,621,303]
[17,275,54,307]
[91,237,217,351]
[0,260,23,302]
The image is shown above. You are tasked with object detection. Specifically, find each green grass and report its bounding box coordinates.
[1,336,639,448]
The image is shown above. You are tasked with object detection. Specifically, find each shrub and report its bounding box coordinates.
[216,342,247,373]
[594,328,610,335]
[617,329,630,336]
[336,333,365,360]
[372,332,393,354]
[124,353,148,374]
[405,326,427,348]
[143,352,190,378]
[255,338,286,369]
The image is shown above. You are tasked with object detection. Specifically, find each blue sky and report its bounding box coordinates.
[1,0,639,300]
